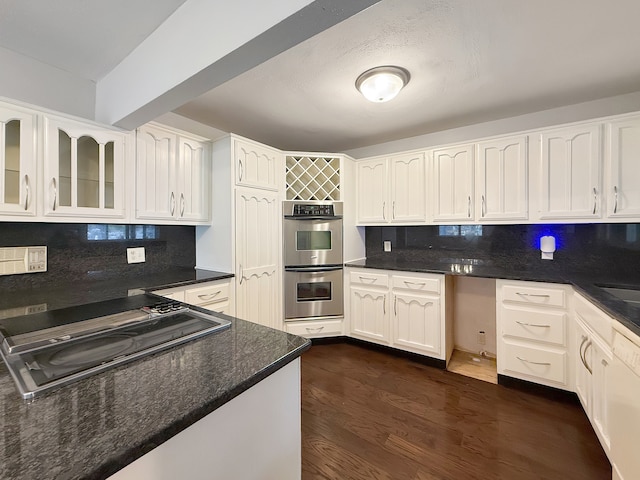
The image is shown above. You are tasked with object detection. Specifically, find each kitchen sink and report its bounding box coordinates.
[599,286,640,305]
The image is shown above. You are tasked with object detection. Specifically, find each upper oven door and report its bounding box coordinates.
[283,217,343,266]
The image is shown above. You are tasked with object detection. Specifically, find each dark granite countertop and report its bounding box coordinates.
[0,293,311,480]
[0,268,234,321]
[346,257,640,337]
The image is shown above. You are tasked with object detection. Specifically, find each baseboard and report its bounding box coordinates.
[497,375,579,404]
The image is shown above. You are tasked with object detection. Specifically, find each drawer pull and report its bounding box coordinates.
[515,321,551,328]
[198,291,221,301]
[516,293,550,299]
[305,326,324,333]
[359,276,378,284]
[403,281,426,288]
[516,356,551,366]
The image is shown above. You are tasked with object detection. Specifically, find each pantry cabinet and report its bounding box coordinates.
[356,152,426,224]
[43,115,128,219]
[136,124,210,224]
[476,135,528,221]
[607,115,640,218]
[538,124,602,220]
[431,144,475,222]
[0,105,37,216]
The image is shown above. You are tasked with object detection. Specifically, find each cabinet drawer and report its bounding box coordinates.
[392,274,440,294]
[502,342,567,385]
[286,319,343,337]
[199,300,230,315]
[574,293,613,346]
[501,284,566,308]
[184,283,230,306]
[501,305,567,346]
[153,288,185,302]
[349,270,389,288]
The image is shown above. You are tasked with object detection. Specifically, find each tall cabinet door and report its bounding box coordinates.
[177,137,210,222]
[43,116,127,219]
[539,124,601,220]
[432,145,474,222]
[0,105,36,216]
[350,286,388,343]
[607,115,640,218]
[390,152,426,223]
[235,188,280,329]
[476,136,528,221]
[136,125,177,220]
[356,159,388,224]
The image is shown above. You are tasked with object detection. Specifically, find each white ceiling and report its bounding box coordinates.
[1,0,639,153]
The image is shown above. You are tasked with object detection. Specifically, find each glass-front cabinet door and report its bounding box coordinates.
[0,105,37,216]
[43,116,127,219]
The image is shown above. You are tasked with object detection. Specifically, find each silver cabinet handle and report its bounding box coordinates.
[383,296,386,315]
[481,195,485,217]
[584,341,593,374]
[51,177,57,211]
[392,201,396,219]
[24,174,30,211]
[602,359,608,367]
[613,185,618,213]
[403,281,426,288]
[592,187,597,215]
[516,293,550,298]
[516,321,551,328]
[394,296,397,315]
[467,196,471,218]
[180,193,185,217]
[516,356,551,366]
[358,276,378,284]
[170,192,176,216]
[239,264,243,285]
[305,326,324,333]
[382,201,386,220]
[238,159,243,182]
[197,291,221,301]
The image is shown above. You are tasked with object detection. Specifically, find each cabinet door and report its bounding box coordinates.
[539,125,601,219]
[234,139,280,191]
[44,116,127,218]
[350,285,388,343]
[591,335,612,454]
[136,125,177,220]
[432,145,474,222]
[235,188,280,329]
[0,105,36,216]
[476,136,528,221]
[392,291,440,356]
[177,137,210,222]
[574,318,592,415]
[356,159,388,223]
[608,116,640,218]
[390,152,426,223]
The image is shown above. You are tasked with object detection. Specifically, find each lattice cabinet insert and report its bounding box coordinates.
[285,155,340,200]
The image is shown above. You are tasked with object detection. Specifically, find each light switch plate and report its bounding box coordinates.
[383,241,392,252]
[127,247,146,264]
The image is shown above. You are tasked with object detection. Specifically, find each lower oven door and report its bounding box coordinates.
[284,266,344,320]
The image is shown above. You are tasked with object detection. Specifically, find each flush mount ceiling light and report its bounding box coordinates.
[355,66,410,103]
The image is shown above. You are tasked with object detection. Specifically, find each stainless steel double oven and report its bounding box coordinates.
[283,201,343,320]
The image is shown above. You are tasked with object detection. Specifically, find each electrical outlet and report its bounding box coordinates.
[477,330,486,346]
[383,241,392,252]
[127,247,145,264]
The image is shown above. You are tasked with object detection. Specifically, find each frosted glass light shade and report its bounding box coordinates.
[356,66,410,103]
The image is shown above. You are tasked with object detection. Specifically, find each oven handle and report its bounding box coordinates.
[283,215,343,221]
[285,266,343,273]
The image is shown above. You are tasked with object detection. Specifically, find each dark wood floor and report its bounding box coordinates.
[301,342,611,480]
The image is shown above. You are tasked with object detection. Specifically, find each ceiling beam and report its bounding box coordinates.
[95,0,380,130]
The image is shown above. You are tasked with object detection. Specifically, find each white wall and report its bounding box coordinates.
[0,46,95,120]
[345,91,640,159]
[453,277,496,356]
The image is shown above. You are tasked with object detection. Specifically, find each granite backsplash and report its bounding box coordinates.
[365,223,640,278]
[0,223,195,292]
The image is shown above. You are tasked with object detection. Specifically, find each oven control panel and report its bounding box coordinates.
[293,204,334,216]
[283,201,343,217]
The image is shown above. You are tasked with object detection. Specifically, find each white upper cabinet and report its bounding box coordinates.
[356,158,388,223]
[43,116,127,219]
[234,139,280,191]
[136,124,210,224]
[0,105,37,216]
[538,124,602,220]
[432,144,474,222]
[476,135,528,221]
[607,115,640,218]
[390,152,426,223]
[356,153,426,225]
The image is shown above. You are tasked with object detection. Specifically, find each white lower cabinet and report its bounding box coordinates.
[347,268,445,360]
[285,318,344,338]
[574,292,613,458]
[496,280,573,390]
[153,278,234,316]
